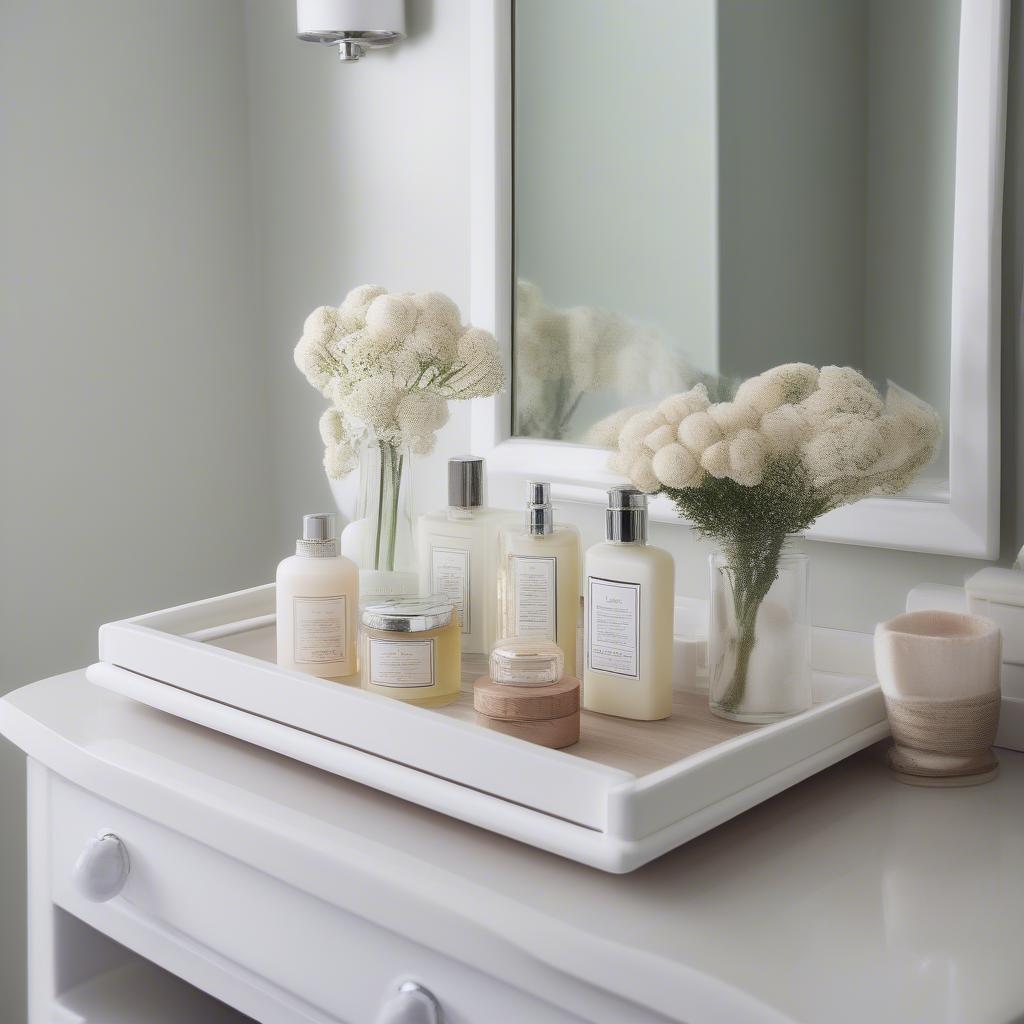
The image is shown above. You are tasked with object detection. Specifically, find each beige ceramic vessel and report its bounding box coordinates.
[874,610,1001,786]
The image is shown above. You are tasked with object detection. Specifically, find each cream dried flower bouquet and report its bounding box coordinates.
[295,285,504,571]
[607,363,941,716]
[515,280,729,440]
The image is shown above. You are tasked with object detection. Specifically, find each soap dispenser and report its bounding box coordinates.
[276,512,359,682]
[497,481,582,676]
[583,487,674,720]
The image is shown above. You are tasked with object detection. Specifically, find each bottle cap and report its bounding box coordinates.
[525,480,554,536]
[605,486,648,544]
[448,456,484,508]
[362,595,455,633]
[489,637,565,686]
[527,480,550,505]
[297,512,338,557]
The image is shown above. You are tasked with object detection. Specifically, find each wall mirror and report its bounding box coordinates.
[471,0,1007,557]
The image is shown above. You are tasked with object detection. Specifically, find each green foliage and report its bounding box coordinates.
[663,456,828,552]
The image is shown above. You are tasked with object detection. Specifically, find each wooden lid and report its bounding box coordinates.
[473,675,580,722]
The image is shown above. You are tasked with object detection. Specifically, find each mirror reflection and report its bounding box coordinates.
[513,0,958,483]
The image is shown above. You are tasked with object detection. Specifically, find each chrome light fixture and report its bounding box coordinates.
[296,0,405,63]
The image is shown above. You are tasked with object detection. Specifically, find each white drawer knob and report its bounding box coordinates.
[375,981,443,1024]
[72,832,130,902]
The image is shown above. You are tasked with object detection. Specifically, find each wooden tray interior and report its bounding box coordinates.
[205,625,856,779]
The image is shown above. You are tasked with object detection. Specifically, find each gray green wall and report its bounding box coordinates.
[1,2,276,1016]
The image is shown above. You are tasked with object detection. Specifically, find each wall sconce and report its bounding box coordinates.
[297,0,405,63]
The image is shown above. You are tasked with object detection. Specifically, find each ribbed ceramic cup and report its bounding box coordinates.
[874,611,1002,786]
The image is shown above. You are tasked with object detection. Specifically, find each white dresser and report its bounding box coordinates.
[3,670,1023,1024]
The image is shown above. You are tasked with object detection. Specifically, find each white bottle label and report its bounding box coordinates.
[512,555,557,640]
[293,595,348,665]
[588,578,641,678]
[431,545,471,634]
[368,638,435,688]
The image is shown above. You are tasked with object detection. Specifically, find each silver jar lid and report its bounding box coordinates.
[361,595,455,633]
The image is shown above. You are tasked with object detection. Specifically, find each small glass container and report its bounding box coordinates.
[489,637,565,686]
[361,596,461,707]
[474,638,580,748]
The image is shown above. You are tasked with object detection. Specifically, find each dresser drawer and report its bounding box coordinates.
[47,775,595,1024]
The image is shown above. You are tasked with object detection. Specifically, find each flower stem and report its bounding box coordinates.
[374,440,386,569]
[715,532,787,712]
[385,447,402,571]
[557,389,585,435]
[365,439,407,574]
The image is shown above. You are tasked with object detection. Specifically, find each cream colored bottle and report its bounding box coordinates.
[584,487,674,720]
[417,456,515,654]
[498,481,581,677]
[276,513,359,683]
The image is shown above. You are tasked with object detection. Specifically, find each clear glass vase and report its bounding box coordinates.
[708,537,811,723]
[342,434,418,600]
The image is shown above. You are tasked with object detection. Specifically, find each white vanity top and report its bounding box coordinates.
[3,671,1022,1024]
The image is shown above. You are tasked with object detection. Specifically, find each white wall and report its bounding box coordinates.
[0,2,276,1016]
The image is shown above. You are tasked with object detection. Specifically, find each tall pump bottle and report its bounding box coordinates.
[583,487,674,720]
[498,481,582,677]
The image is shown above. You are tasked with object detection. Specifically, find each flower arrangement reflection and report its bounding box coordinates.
[295,285,504,572]
[515,281,725,441]
[606,364,941,717]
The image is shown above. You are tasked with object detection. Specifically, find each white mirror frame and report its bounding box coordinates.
[470,0,1007,558]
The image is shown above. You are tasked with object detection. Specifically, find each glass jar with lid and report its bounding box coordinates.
[473,637,580,748]
[360,596,461,707]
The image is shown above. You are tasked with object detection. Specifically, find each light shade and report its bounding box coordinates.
[296,0,405,61]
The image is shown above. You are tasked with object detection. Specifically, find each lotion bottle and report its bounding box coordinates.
[417,456,514,654]
[277,513,359,682]
[498,482,581,676]
[583,487,674,720]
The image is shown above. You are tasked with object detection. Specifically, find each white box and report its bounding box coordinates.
[966,567,1024,665]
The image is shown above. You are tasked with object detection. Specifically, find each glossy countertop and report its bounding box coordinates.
[3,672,1022,1024]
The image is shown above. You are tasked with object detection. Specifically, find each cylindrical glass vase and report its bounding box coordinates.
[708,540,811,723]
[340,435,418,601]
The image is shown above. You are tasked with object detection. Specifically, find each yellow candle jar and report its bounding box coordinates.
[361,596,461,707]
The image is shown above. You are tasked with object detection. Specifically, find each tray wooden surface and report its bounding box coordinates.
[212,626,760,778]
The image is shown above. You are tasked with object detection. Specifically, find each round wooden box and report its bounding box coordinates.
[473,675,581,749]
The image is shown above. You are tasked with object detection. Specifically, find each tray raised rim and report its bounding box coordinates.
[85,660,889,873]
[95,584,888,860]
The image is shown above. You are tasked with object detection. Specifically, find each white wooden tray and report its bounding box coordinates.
[87,584,887,872]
